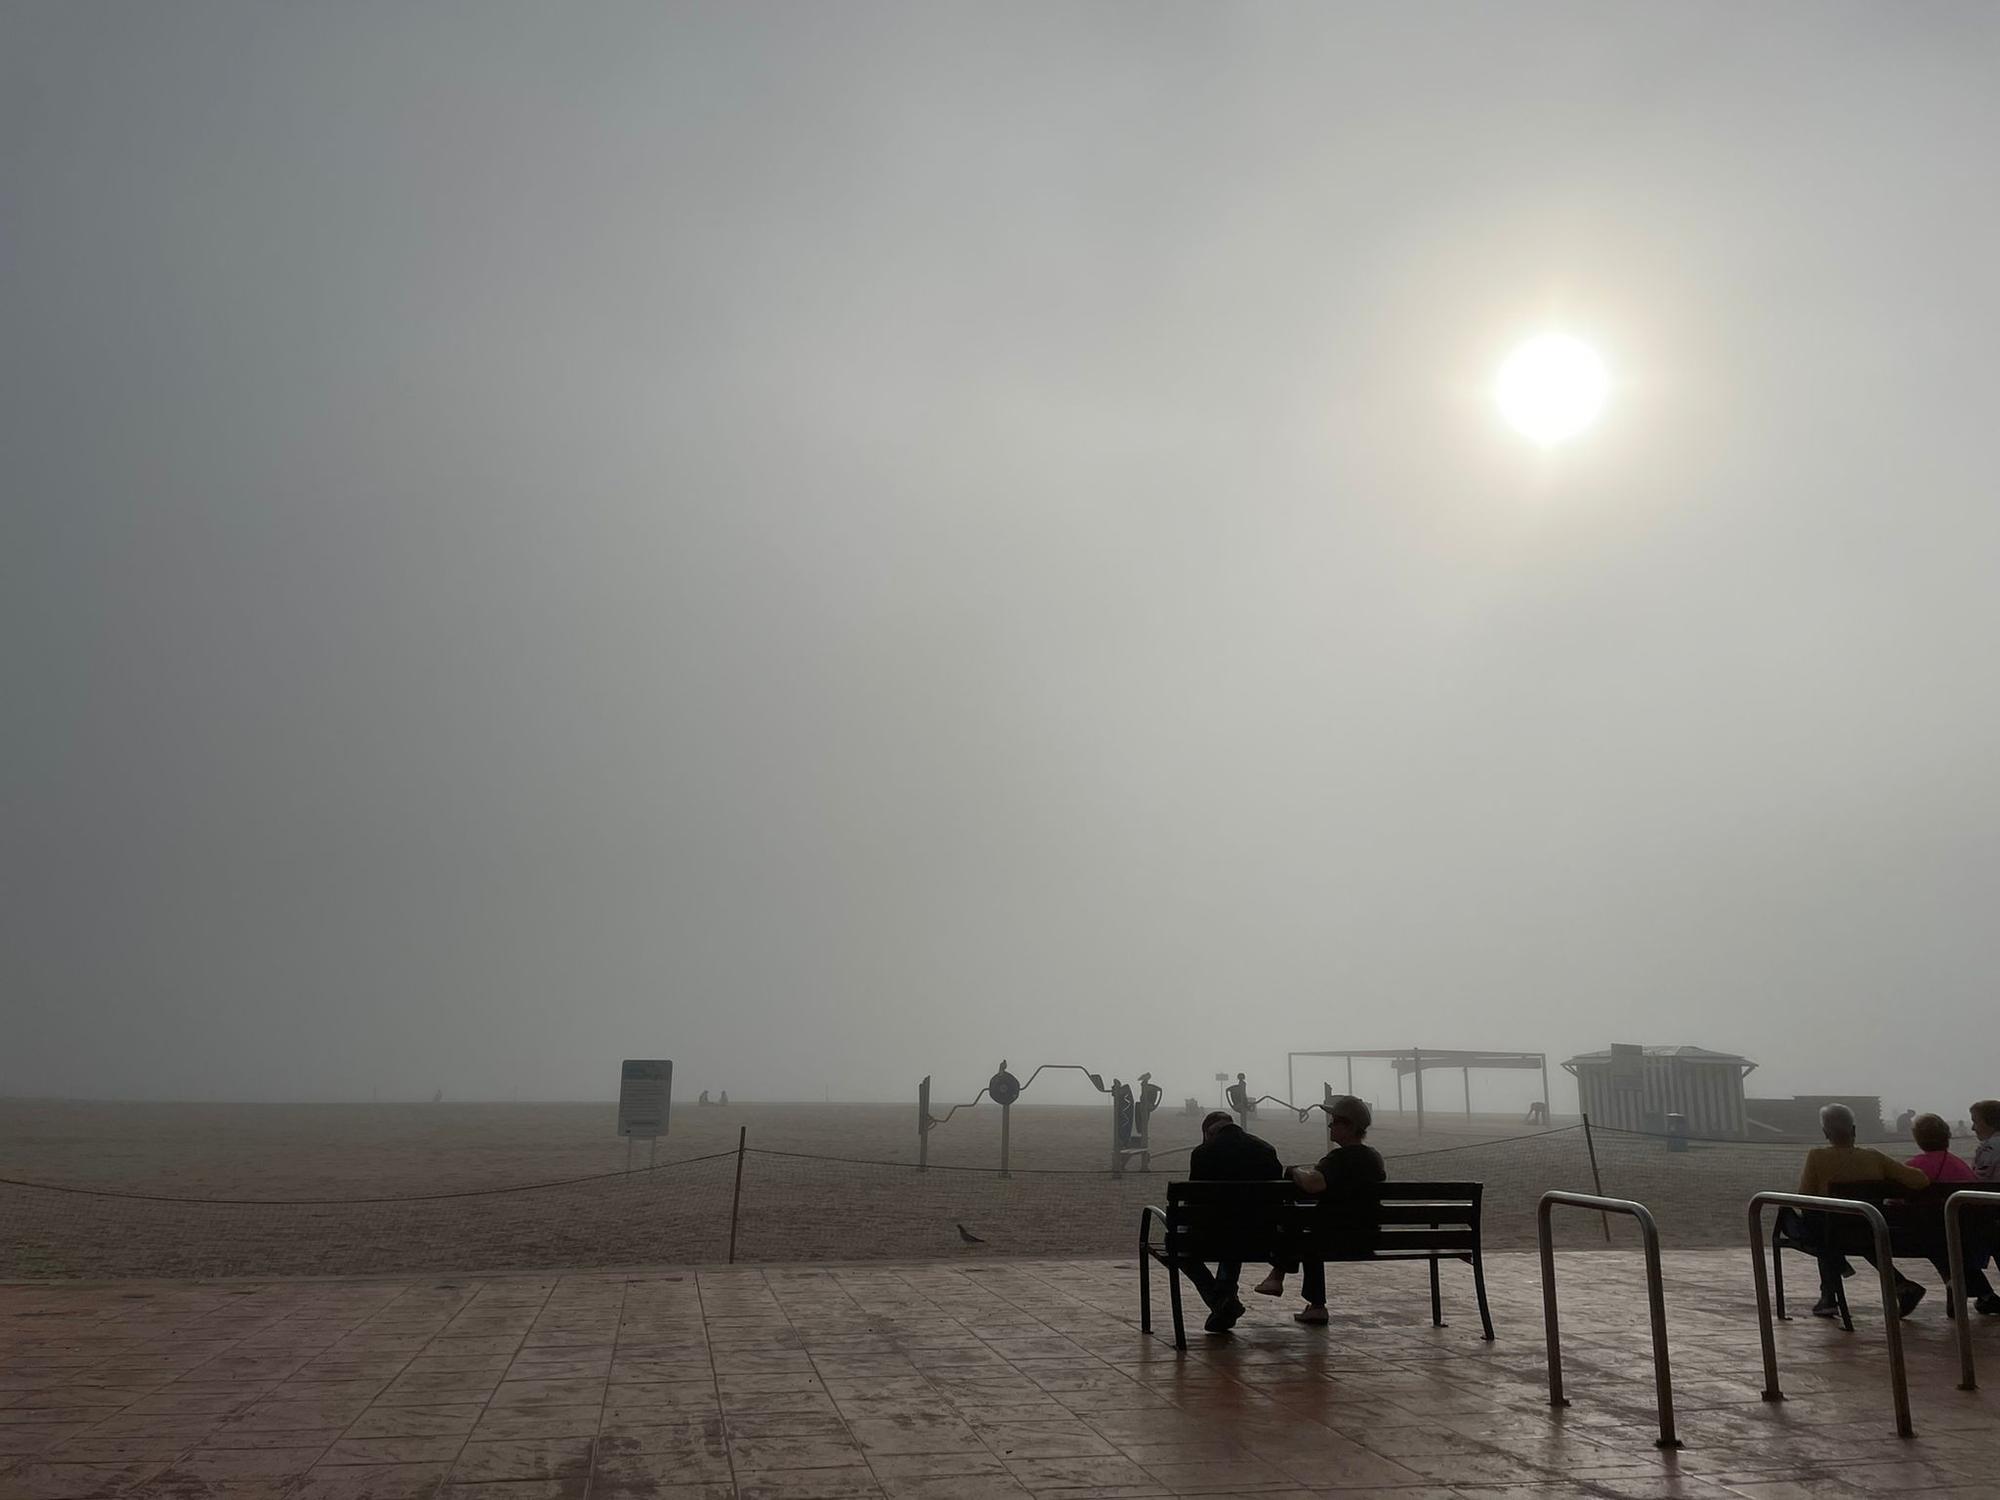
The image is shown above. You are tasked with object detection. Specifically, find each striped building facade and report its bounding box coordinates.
[1562,1045,1757,1139]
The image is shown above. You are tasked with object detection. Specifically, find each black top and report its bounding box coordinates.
[1189,1124,1283,1181]
[1311,1142,1387,1242]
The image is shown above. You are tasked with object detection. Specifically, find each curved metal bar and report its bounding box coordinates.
[1022,1062,1109,1092]
[1946,1189,2000,1391]
[926,1087,991,1127]
[1537,1191,1680,1449]
[1747,1191,1911,1438]
[1248,1093,1316,1123]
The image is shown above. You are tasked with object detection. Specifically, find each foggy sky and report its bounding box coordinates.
[5,3,1999,1115]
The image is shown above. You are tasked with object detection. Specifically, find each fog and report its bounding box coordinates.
[5,4,1998,1119]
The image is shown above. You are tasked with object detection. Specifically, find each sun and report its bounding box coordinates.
[1495,333,1609,445]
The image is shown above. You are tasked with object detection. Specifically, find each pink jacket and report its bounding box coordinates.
[1907,1149,1978,1184]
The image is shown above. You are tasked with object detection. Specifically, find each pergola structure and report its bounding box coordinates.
[1286,1048,1550,1132]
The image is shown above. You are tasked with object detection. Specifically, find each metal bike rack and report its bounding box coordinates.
[1537,1191,1680,1449]
[1747,1191,1911,1438]
[1946,1189,2000,1392]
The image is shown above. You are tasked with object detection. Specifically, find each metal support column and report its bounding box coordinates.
[1947,1190,2000,1391]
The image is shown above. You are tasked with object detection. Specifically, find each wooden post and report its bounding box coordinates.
[918,1076,931,1171]
[1413,1047,1425,1133]
[999,1102,1011,1179]
[726,1125,747,1263]
[1581,1113,1611,1243]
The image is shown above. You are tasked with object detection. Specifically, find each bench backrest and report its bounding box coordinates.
[1163,1180,1482,1257]
[1375,1182,1483,1255]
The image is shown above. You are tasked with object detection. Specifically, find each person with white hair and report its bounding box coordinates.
[1797,1101,1931,1318]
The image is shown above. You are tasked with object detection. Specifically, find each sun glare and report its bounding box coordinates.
[1496,333,1609,445]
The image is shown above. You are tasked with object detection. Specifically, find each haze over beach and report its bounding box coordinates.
[6,3,2000,1117]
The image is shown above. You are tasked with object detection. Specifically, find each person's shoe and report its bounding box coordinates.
[1201,1296,1245,1334]
[1896,1283,1926,1319]
[1977,1294,2000,1316]
[1253,1271,1285,1297]
[1810,1296,1841,1318]
[1293,1304,1329,1325]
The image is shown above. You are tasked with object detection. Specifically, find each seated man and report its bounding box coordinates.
[1254,1095,1385,1325]
[1972,1099,2000,1183]
[1183,1109,1283,1334]
[1798,1102,1932,1317]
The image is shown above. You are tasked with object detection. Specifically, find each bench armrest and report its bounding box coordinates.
[1140,1204,1170,1257]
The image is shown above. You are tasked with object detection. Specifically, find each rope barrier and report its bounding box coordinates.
[0,1149,742,1206]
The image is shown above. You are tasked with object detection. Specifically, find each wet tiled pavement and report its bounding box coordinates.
[2,1249,1997,1498]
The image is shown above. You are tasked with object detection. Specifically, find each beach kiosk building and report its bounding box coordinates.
[1562,1044,1757,1139]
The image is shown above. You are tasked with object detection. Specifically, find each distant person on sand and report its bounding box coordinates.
[1184,1110,1282,1334]
[1256,1095,1386,1325]
[1971,1100,2000,1182]
[718,1090,729,1106]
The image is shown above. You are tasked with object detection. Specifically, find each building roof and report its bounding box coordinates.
[1562,1045,1757,1067]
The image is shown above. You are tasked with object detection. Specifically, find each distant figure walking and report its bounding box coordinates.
[718,1090,729,1107]
[1525,1101,1550,1126]
[697,1090,711,1106]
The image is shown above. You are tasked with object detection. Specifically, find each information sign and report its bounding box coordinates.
[618,1059,673,1139]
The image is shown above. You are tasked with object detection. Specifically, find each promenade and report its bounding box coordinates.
[3,1249,1996,1499]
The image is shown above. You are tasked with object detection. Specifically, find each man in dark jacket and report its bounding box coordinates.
[1184,1110,1283,1332]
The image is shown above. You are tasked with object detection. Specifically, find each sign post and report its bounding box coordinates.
[617,1059,672,1172]
[917,1075,932,1170]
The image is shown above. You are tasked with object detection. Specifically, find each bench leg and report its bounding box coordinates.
[1772,1230,1789,1321]
[1168,1260,1187,1351]
[1471,1251,1494,1341]
[1430,1253,1444,1327]
[1140,1254,1152,1335]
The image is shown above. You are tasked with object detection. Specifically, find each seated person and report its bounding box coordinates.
[1907,1112,2000,1316]
[1972,1099,2000,1183]
[1909,1111,1979,1185]
[1254,1094,1385,1325]
[1798,1102,1933,1318]
[1183,1110,1283,1334]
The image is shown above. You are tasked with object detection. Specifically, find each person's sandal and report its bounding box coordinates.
[1293,1304,1329,1325]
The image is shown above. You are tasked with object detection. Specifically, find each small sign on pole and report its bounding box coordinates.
[618,1059,673,1141]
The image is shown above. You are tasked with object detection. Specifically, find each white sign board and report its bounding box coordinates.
[617,1059,673,1139]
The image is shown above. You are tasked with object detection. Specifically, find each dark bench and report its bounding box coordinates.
[1770,1179,1982,1328]
[1138,1179,1494,1349]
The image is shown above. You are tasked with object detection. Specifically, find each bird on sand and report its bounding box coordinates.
[956,1224,985,1244]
